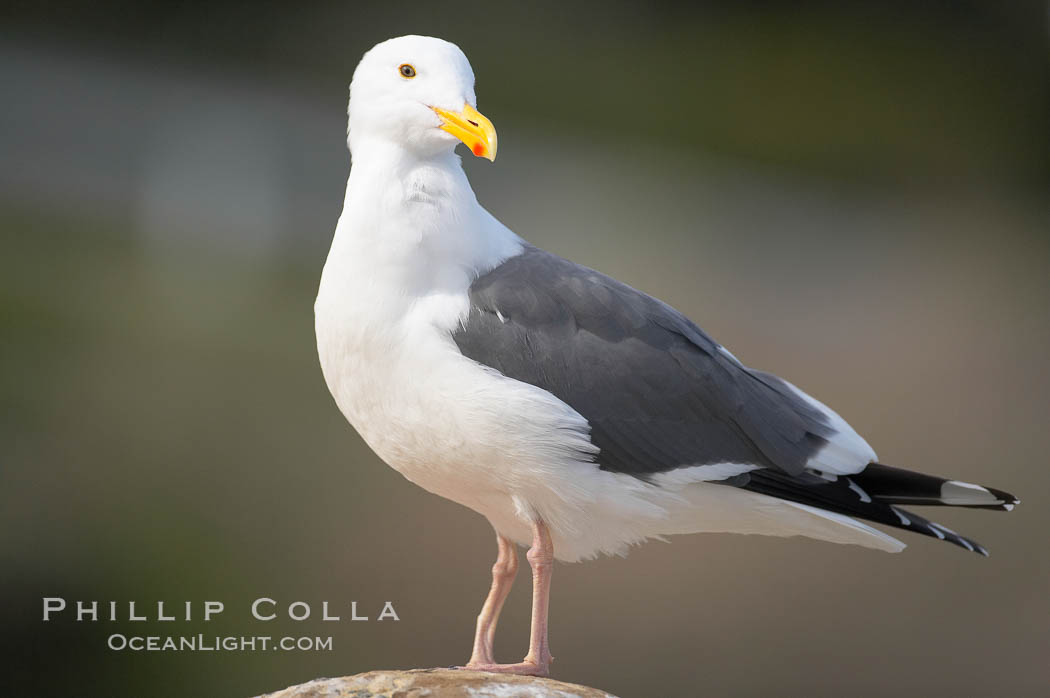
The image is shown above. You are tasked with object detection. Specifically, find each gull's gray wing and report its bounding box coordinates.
[451,244,837,479]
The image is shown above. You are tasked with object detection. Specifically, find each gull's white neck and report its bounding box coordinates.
[317,138,521,339]
[324,138,519,298]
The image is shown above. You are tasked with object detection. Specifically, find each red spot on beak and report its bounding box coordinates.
[473,143,486,157]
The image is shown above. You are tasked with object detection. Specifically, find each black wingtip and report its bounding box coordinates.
[856,463,1020,510]
[926,520,989,557]
[886,505,990,556]
[984,485,1020,510]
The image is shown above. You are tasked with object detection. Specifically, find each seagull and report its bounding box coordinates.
[314,35,1019,677]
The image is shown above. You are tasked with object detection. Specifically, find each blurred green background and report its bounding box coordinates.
[2,2,1048,696]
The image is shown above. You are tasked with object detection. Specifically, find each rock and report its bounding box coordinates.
[255,668,619,698]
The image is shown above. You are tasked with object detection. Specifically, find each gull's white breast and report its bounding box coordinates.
[314,238,613,546]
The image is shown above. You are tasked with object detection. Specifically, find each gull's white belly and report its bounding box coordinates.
[314,292,597,517]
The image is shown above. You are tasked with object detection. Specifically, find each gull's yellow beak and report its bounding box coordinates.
[432,103,498,162]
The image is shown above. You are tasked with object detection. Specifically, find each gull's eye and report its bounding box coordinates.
[399,64,416,79]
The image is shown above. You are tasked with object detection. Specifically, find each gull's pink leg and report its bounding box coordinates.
[458,519,555,677]
[465,533,518,666]
[522,519,554,673]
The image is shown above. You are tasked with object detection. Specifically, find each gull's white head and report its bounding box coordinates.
[348,35,497,162]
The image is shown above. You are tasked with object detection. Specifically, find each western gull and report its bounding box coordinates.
[314,35,1019,676]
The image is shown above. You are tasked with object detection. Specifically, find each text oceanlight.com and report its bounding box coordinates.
[107,634,333,652]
